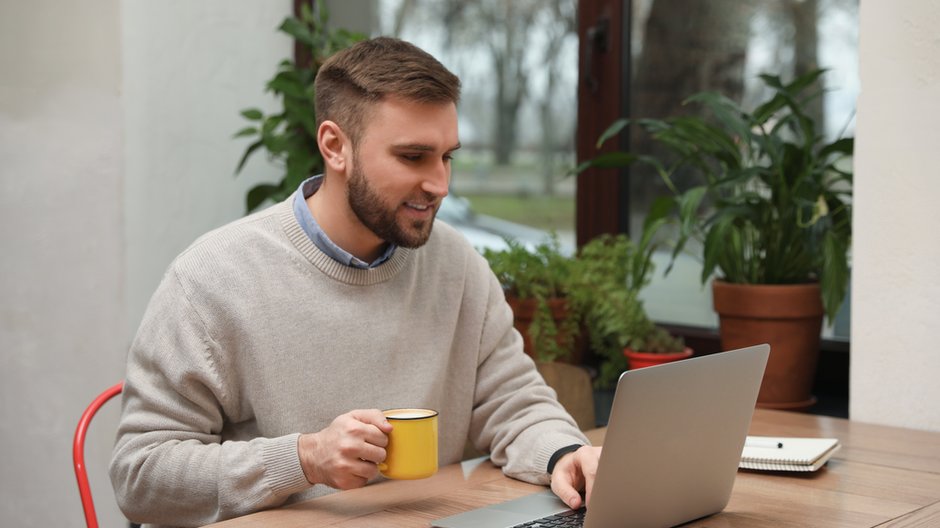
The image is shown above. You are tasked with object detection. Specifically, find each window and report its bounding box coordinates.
[579,0,858,340]
[378,0,579,253]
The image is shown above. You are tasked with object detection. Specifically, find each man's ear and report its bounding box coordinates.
[317,120,349,174]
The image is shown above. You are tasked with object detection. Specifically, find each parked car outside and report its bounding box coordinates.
[435,194,573,255]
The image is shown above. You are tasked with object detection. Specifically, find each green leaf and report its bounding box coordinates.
[581,152,638,169]
[267,72,308,100]
[758,73,784,89]
[819,137,854,159]
[232,126,258,139]
[567,160,593,177]
[284,97,318,138]
[596,119,629,148]
[300,0,314,22]
[785,68,827,96]
[642,195,674,236]
[314,0,329,27]
[684,92,751,156]
[677,186,706,237]
[246,183,282,213]
[285,145,316,189]
[240,108,264,121]
[638,195,674,275]
[234,140,263,175]
[701,217,735,282]
[261,114,285,136]
[334,28,368,44]
[753,93,787,125]
[279,17,315,47]
[820,229,850,323]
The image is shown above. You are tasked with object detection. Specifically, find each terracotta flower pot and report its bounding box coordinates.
[506,296,586,364]
[712,280,823,410]
[623,347,693,370]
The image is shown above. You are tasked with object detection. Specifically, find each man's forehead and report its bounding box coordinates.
[362,97,459,148]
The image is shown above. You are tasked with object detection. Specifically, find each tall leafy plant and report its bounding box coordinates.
[580,69,853,322]
[234,2,365,213]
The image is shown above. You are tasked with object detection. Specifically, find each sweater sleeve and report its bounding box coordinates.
[109,268,311,527]
[467,261,590,485]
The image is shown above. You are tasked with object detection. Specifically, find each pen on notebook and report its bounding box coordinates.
[746,438,783,449]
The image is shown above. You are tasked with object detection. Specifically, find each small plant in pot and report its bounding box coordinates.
[623,325,690,371]
[482,237,582,364]
[579,69,853,409]
[569,233,688,389]
[484,237,604,430]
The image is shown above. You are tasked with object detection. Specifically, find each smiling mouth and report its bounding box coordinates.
[404,201,435,212]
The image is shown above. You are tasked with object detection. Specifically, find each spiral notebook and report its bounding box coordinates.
[739,436,841,472]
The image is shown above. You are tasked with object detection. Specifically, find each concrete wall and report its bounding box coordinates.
[123,0,371,337]
[851,0,940,431]
[1,1,290,526]
[1,1,125,526]
[123,0,290,337]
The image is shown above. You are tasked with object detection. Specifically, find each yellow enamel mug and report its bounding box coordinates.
[378,408,439,479]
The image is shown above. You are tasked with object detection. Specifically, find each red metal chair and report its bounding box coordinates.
[73,381,123,528]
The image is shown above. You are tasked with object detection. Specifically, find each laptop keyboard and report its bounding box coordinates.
[511,508,586,527]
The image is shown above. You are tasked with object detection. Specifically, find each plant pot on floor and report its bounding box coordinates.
[712,280,823,411]
[623,347,693,370]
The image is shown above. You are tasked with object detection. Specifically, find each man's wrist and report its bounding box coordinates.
[297,433,319,485]
[547,444,583,474]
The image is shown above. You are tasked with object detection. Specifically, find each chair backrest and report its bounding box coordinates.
[73,381,123,528]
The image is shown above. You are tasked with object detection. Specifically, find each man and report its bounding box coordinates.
[110,36,600,527]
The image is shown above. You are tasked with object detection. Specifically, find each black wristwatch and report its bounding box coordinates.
[547,444,583,474]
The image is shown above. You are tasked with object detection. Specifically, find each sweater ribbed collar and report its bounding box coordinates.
[277,199,413,286]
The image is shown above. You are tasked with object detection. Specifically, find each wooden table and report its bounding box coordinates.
[206,409,940,527]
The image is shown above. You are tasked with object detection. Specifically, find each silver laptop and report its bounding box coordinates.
[432,344,770,528]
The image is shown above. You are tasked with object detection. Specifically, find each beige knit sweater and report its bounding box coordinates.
[109,197,588,527]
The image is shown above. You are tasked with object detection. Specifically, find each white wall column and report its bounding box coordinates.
[1,1,291,525]
[0,1,125,526]
[852,0,940,431]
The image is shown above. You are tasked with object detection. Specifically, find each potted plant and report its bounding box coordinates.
[483,237,602,430]
[580,69,853,409]
[622,326,691,371]
[569,233,688,390]
[233,1,365,212]
[484,231,688,429]
[482,236,582,364]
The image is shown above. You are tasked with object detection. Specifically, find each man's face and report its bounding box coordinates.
[345,97,459,249]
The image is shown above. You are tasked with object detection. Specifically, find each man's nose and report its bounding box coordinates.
[421,160,450,197]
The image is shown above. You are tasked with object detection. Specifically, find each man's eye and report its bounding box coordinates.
[443,153,454,162]
[400,154,422,162]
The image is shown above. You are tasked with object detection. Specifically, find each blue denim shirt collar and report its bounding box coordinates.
[292,175,396,269]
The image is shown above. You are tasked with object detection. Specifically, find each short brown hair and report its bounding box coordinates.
[314,37,461,146]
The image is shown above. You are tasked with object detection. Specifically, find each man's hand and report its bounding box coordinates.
[550,445,602,510]
[298,409,393,490]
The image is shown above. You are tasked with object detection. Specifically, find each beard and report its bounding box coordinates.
[346,162,438,249]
